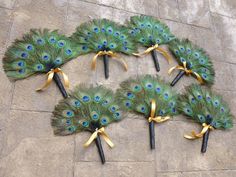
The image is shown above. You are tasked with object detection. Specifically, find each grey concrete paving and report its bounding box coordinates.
[0,0,236,177]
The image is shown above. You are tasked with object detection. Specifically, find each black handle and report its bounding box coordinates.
[53,72,68,98]
[95,134,106,164]
[149,121,155,149]
[151,50,160,72]
[103,54,109,79]
[201,129,210,153]
[170,70,185,87]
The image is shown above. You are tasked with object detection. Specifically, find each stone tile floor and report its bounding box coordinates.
[0,0,236,177]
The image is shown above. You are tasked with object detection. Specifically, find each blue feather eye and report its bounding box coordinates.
[197,95,202,100]
[57,40,65,48]
[220,107,225,112]
[123,46,128,51]
[148,35,153,39]
[180,57,185,62]
[97,45,102,49]
[63,110,74,117]
[191,97,196,103]
[91,111,99,120]
[169,102,174,107]
[147,24,151,28]
[120,35,125,39]
[54,57,62,65]
[140,106,146,113]
[171,108,176,113]
[159,28,164,33]
[101,117,108,125]
[130,30,135,35]
[110,43,115,49]
[184,107,192,115]
[17,61,25,67]
[49,36,56,43]
[198,115,205,122]
[201,73,208,79]
[186,48,191,54]
[67,126,76,132]
[66,119,71,125]
[101,28,106,33]
[206,96,211,102]
[82,45,88,51]
[175,50,179,55]
[213,100,219,107]
[140,23,145,28]
[156,39,161,43]
[65,49,72,55]
[93,27,99,33]
[71,99,81,107]
[124,100,131,108]
[140,38,146,43]
[109,105,117,112]
[103,40,107,46]
[156,87,161,93]
[114,111,121,120]
[42,53,50,61]
[123,41,127,45]
[199,58,205,64]
[18,69,25,74]
[102,100,109,106]
[145,83,153,89]
[133,85,141,92]
[82,121,89,127]
[114,31,120,36]
[194,52,200,58]
[94,95,101,102]
[82,95,90,102]
[34,64,44,71]
[26,44,33,51]
[107,27,113,34]
[36,38,44,45]
[126,92,135,99]
[164,93,169,100]
[179,46,185,52]
[159,110,165,115]
[20,52,28,59]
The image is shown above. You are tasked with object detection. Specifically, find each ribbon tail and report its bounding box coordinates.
[84,133,98,147]
[36,72,54,91]
[101,132,114,148]
[60,71,69,88]
[168,66,177,75]
[155,47,171,63]
[91,53,100,70]
[113,57,128,71]
[193,72,204,84]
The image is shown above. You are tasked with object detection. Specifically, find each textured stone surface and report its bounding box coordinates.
[0,0,236,176]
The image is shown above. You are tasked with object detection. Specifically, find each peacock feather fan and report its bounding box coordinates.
[3,29,77,79]
[52,85,123,135]
[178,84,233,153]
[128,15,176,72]
[3,29,78,98]
[168,39,215,87]
[116,75,178,149]
[52,84,123,164]
[70,18,137,79]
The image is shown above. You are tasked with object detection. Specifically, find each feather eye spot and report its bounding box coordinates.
[36,38,44,45]
[82,121,89,127]
[114,112,121,119]
[120,35,125,39]
[109,106,116,112]
[17,61,25,67]
[65,110,74,117]
[93,27,99,33]
[156,39,161,43]
[74,100,81,107]
[184,108,192,115]
[91,112,99,120]
[175,50,179,55]
[126,92,135,99]
[82,95,90,102]
[94,95,101,102]
[159,110,164,115]
[35,64,44,71]
[101,118,108,125]
[169,102,174,107]
[199,58,205,64]
[140,106,146,113]
[197,95,202,100]
[164,93,169,99]
[54,57,62,65]
[114,31,120,36]
[21,52,28,58]
[110,44,114,48]
[145,83,153,89]
[206,96,211,102]
[179,47,185,51]
[194,52,200,58]
[82,46,88,51]
[201,74,208,79]
[49,37,56,43]
[125,101,131,107]
[101,28,106,33]
[140,23,145,28]
[26,44,33,51]
[133,85,141,92]
[102,100,109,106]
[191,97,195,103]
[97,45,102,49]
[213,100,219,107]
[67,126,76,132]
[220,107,225,112]
[65,49,72,55]
[103,40,107,45]
[156,87,161,93]
[123,46,128,51]
[58,40,65,48]
[180,57,185,62]
[172,108,176,113]
[18,69,25,74]
[66,119,71,125]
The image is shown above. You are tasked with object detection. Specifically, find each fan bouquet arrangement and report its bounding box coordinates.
[2,15,234,165]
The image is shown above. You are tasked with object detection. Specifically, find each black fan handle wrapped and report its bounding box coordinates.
[170,70,185,87]
[149,121,155,149]
[95,134,106,164]
[53,73,68,98]
[103,55,109,79]
[201,129,210,153]
[151,50,160,72]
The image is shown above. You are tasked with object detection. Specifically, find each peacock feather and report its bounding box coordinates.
[178,84,233,153]
[116,75,178,149]
[128,15,175,47]
[178,84,233,129]
[128,15,175,72]
[52,84,123,135]
[3,29,77,79]
[70,18,137,79]
[168,39,215,86]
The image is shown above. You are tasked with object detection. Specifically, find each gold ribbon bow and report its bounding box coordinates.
[36,68,69,91]
[133,44,171,63]
[148,99,170,123]
[184,123,214,140]
[84,127,114,148]
[168,61,204,84]
[91,51,128,71]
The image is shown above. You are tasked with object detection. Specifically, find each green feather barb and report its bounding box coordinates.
[178,84,233,129]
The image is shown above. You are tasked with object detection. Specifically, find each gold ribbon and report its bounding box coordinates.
[91,51,128,71]
[36,68,69,91]
[133,44,171,63]
[168,61,204,84]
[84,127,114,148]
[148,99,170,123]
[184,123,214,140]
